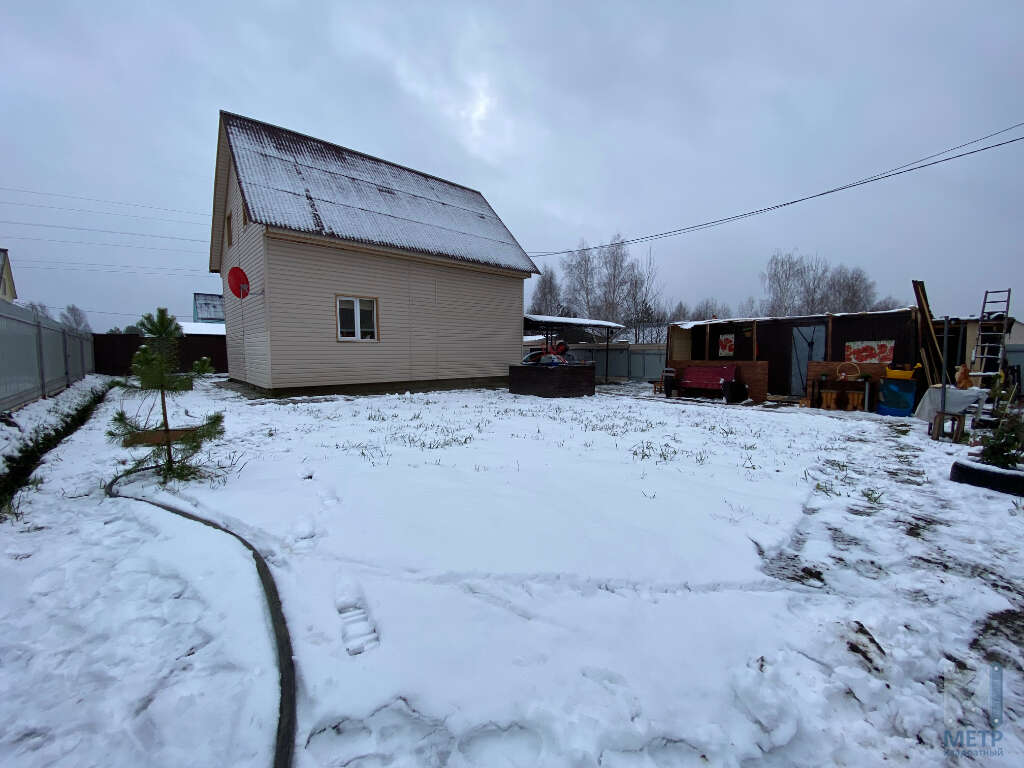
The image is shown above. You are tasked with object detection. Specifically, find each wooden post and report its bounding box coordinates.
[752,321,758,361]
[940,316,949,416]
[825,315,833,362]
[914,307,922,366]
[704,326,710,360]
[61,328,70,388]
[604,328,611,383]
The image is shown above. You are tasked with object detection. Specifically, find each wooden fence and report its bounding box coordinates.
[92,333,228,376]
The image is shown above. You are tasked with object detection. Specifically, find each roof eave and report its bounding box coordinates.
[263,225,537,277]
[208,117,229,273]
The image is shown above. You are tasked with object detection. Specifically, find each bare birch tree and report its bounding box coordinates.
[668,300,690,322]
[596,234,632,322]
[60,304,91,332]
[692,297,732,320]
[561,240,599,318]
[825,265,877,313]
[760,251,884,315]
[797,254,831,314]
[871,295,904,311]
[528,268,563,316]
[736,296,759,317]
[623,251,666,342]
[760,250,806,316]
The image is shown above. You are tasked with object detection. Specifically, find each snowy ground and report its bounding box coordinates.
[0,375,110,472]
[2,377,1023,766]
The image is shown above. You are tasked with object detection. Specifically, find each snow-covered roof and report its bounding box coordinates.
[523,335,546,344]
[220,112,538,274]
[524,314,625,330]
[179,322,225,336]
[193,292,224,323]
[670,306,917,330]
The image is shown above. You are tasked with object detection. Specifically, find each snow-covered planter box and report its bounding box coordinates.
[949,458,1024,496]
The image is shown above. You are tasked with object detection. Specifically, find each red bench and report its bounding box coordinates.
[664,365,739,399]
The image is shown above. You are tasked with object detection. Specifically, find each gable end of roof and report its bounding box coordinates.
[216,111,538,274]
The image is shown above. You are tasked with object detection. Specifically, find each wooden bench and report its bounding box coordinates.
[665,365,739,399]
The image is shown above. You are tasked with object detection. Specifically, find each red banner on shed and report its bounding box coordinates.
[844,339,894,364]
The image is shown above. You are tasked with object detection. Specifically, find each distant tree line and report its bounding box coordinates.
[750,250,902,317]
[23,302,94,333]
[528,242,903,340]
[529,235,673,343]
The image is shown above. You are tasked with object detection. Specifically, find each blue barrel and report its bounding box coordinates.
[877,378,916,416]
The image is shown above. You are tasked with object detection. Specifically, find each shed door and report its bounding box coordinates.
[791,325,826,396]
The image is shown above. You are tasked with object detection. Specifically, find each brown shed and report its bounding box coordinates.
[208,112,539,393]
[667,307,922,402]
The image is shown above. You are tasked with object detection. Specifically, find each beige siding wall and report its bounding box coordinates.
[264,236,525,388]
[220,165,271,388]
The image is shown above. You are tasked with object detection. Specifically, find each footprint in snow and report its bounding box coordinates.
[457,723,543,766]
[335,576,379,656]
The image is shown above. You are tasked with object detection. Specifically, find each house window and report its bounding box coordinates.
[242,206,248,227]
[225,211,233,248]
[337,296,378,341]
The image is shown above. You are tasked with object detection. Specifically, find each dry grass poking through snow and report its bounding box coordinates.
[4,378,1023,767]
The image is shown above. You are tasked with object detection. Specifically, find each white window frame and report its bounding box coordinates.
[336,295,379,342]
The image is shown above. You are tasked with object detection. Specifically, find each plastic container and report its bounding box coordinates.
[877,403,913,417]
[877,378,916,417]
[885,367,915,380]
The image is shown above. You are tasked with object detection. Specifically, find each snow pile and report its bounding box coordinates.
[0,375,110,473]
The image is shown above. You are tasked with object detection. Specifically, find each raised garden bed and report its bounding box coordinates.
[949,459,1024,496]
[508,364,595,398]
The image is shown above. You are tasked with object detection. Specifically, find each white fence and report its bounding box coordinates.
[0,302,94,412]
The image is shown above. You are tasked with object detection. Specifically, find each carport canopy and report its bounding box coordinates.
[523,314,624,338]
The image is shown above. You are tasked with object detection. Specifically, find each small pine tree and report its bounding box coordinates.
[980,412,1023,470]
[191,356,215,375]
[107,308,224,482]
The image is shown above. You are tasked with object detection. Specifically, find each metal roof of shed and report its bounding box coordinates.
[218,112,538,274]
[524,313,625,329]
[670,306,917,330]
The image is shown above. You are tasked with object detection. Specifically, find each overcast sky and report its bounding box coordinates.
[2,1,1021,330]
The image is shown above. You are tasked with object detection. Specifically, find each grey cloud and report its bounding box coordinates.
[1,0,1020,328]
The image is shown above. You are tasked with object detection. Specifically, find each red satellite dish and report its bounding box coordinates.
[227,266,250,299]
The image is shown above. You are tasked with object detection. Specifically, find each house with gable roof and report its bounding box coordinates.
[209,111,538,392]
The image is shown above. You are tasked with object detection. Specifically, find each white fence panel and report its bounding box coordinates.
[0,302,95,412]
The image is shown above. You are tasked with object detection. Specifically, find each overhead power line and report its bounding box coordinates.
[528,128,1024,257]
[0,199,208,225]
[18,257,206,272]
[0,235,206,255]
[19,265,208,277]
[0,219,208,242]
[0,185,210,217]
[40,304,194,318]
[847,119,1024,181]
